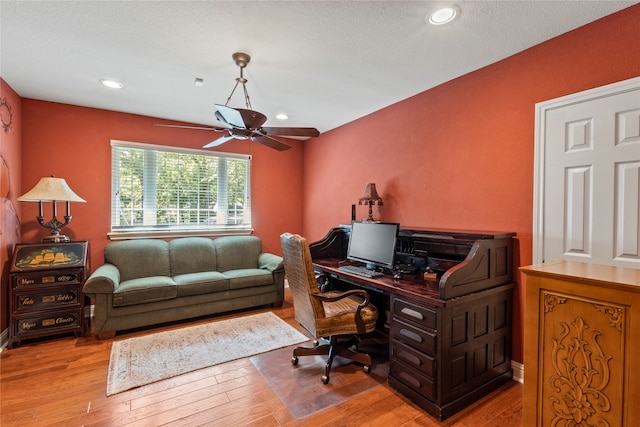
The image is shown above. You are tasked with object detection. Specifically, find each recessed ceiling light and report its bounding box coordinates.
[100,79,123,89]
[276,113,289,120]
[428,6,459,25]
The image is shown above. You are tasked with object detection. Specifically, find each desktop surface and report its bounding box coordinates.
[314,258,445,306]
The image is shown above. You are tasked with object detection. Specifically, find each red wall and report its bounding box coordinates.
[19,101,304,271]
[302,5,640,364]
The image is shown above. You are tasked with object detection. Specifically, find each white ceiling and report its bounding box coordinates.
[1,1,636,135]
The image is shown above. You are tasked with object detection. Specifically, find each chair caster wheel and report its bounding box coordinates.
[363,365,371,374]
[321,375,330,384]
[291,356,299,365]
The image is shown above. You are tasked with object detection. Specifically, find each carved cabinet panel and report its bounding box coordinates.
[522,261,640,427]
[540,292,625,426]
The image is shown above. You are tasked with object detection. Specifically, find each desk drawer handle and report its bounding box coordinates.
[397,349,421,366]
[400,307,424,320]
[398,371,421,389]
[399,328,422,343]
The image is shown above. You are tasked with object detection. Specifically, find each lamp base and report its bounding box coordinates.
[41,234,70,243]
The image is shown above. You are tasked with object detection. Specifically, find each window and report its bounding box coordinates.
[110,140,251,239]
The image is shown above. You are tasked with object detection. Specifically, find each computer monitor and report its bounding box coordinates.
[347,221,400,270]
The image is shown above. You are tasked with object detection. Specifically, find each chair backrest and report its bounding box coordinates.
[280,233,325,337]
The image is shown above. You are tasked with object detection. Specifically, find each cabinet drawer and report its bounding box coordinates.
[12,269,83,290]
[393,297,437,330]
[391,318,437,356]
[12,309,83,338]
[390,360,436,401]
[13,288,81,313]
[391,339,436,378]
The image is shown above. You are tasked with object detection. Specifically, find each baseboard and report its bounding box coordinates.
[86,304,95,320]
[0,327,8,352]
[511,360,524,384]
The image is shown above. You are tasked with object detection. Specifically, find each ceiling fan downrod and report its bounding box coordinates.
[224,52,253,110]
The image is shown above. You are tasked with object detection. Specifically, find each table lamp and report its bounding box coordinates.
[18,176,86,242]
[358,182,383,222]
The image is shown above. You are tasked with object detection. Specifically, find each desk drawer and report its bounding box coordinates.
[12,269,84,290]
[391,339,436,378]
[392,297,437,330]
[12,308,83,338]
[390,359,436,401]
[391,318,437,356]
[13,287,81,313]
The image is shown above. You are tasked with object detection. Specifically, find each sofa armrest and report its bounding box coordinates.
[83,263,121,295]
[258,253,284,272]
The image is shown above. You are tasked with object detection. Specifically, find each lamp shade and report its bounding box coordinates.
[18,177,86,202]
[358,183,382,203]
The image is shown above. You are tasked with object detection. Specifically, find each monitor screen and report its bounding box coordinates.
[347,221,400,270]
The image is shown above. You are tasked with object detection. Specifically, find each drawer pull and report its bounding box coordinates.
[398,371,421,389]
[397,349,421,366]
[399,328,422,343]
[401,307,424,320]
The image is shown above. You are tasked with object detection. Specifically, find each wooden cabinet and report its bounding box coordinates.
[9,241,88,348]
[521,260,640,427]
[388,284,514,420]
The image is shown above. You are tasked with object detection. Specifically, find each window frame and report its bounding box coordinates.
[108,139,252,240]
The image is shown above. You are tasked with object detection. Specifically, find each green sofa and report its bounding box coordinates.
[83,236,285,338]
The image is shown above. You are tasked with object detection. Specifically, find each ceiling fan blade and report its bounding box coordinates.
[214,104,247,129]
[262,127,320,137]
[152,123,226,131]
[203,134,235,148]
[253,135,291,151]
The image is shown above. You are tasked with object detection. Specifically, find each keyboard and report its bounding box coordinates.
[337,265,384,278]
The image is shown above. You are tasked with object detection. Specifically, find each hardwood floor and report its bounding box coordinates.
[1,289,522,426]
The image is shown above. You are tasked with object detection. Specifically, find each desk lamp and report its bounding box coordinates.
[18,176,86,242]
[358,182,383,222]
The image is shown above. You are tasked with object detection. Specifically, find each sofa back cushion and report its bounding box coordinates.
[105,239,170,281]
[214,236,262,272]
[169,237,217,275]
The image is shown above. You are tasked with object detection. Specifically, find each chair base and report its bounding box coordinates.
[291,336,372,384]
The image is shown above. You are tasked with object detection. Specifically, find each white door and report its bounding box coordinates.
[533,77,640,268]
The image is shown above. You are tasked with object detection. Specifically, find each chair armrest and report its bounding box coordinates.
[83,264,121,296]
[316,272,330,292]
[313,289,371,333]
[258,252,284,272]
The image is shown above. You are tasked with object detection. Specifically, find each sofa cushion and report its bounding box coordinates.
[224,269,274,290]
[173,272,229,297]
[105,239,170,282]
[214,236,262,272]
[169,237,217,275]
[113,276,177,307]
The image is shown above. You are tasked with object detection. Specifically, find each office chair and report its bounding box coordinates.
[280,232,379,384]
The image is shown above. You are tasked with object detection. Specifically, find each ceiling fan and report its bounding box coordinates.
[154,52,320,151]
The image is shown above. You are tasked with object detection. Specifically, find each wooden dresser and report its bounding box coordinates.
[8,241,89,348]
[521,260,640,427]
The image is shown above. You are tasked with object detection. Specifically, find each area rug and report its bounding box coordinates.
[251,335,389,419]
[106,311,308,396]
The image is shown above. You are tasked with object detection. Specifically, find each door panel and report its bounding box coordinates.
[534,77,640,268]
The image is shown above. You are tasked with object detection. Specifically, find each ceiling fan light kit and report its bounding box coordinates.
[154,52,319,151]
